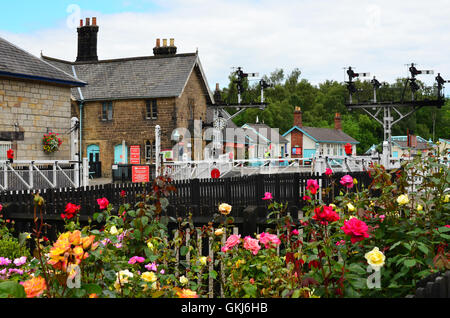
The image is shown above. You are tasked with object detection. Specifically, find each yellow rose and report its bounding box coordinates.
[179,275,188,285]
[141,271,157,283]
[199,256,207,266]
[114,269,134,291]
[353,178,358,185]
[147,241,154,250]
[218,203,232,216]
[417,204,423,212]
[347,203,356,212]
[109,226,119,235]
[214,228,224,236]
[365,247,386,270]
[397,194,409,205]
[443,194,449,203]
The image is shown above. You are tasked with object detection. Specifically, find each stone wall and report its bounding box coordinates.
[80,66,208,177]
[0,78,72,160]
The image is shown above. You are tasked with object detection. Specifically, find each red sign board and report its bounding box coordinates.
[130,145,140,165]
[211,168,220,179]
[132,166,150,183]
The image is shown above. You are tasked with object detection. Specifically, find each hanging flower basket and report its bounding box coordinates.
[42,132,62,154]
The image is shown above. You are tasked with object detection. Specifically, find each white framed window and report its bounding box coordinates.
[0,141,12,160]
[145,141,156,163]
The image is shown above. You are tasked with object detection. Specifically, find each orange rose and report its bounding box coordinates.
[21,276,47,298]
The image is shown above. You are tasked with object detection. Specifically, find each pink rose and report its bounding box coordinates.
[341,218,370,244]
[292,229,299,235]
[340,175,354,188]
[243,236,261,255]
[97,198,109,210]
[325,168,333,176]
[262,192,273,200]
[221,234,241,253]
[302,195,312,201]
[258,232,281,249]
[0,204,2,213]
[128,256,145,264]
[306,179,319,195]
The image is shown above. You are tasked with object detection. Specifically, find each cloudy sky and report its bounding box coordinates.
[1,0,449,91]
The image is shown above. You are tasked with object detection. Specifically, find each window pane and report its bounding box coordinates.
[0,142,12,160]
[152,100,157,119]
[102,103,107,120]
[108,103,113,120]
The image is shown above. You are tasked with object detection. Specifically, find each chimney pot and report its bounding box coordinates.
[156,38,160,47]
[216,83,220,91]
[170,38,175,46]
[76,17,99,62]
[293,106,302,127]
[92,17,97,26]
[163,39,167,47]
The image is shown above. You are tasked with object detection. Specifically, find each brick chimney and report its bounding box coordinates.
[407,129,417,148]
[294,106,302,128]
[76,17,99,62]
[153,38,177,56]
[334,113,342,130]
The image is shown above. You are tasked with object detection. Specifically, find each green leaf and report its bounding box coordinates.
[209,270,218,280]
[404,259,417,267]
[180,246,188,256]
[243,284,257,298]
[82,283,102,295]
[160,216,169,226]
[18,232,30,246]
[141,216,149,227]
[292,289,301,298]
[439,233,450,240]
[417,244,429,256]
[0,281,26,298]
[390,241,402,250]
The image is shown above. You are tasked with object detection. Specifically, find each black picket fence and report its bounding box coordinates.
[406,271,450,298]
[0,171,373,242]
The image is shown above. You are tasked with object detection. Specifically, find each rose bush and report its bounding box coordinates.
[0,152,448,298]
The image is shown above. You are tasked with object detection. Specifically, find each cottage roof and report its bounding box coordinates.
[42,53,214,103]
[0,36,85,87]
[283,126,359,144]
[243,123,289,144]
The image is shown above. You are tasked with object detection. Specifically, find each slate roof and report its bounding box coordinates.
[42,53,213,102]
[393,141,432,150]
[243,123,289,144]
[283,126,359,144]
[0,36,85,87]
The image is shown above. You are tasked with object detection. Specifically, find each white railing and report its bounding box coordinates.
[0,142,12,161]
[0,159,89,191]
[161,153,449,181]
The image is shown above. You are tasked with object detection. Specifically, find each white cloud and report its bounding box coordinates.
[1,0,450,90]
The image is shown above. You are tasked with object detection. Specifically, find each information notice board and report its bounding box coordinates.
[132,165,149,183]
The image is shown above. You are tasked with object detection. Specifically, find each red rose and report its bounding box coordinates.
[97,198,109,210]
[341,218,370,244]
[312,205,340,225]
[62,203,81,219]
[306,179,319,195]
